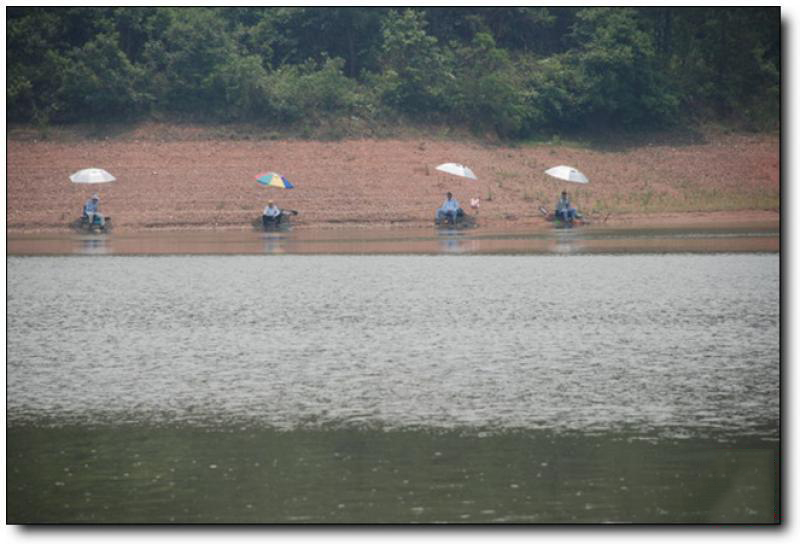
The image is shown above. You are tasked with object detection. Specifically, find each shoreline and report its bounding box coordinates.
[5,209,780,235]
[7,216,779,256]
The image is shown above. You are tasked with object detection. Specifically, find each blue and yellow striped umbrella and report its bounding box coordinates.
[255,172,295,189]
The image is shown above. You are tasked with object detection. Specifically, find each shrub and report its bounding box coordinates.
[265,57,358,122]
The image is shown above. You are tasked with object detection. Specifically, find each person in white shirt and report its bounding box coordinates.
[262,200,282,228]
[436,192,463,224]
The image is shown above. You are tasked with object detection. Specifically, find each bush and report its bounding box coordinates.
[447,32,527,137]
[206,54,270,120]
[265,57,358,122]
[58,32,151,120]
[376,9,454,115]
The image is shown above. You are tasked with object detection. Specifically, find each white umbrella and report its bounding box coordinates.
[435,163,478,180]
[70,168,116,184]
[544,165,589,184]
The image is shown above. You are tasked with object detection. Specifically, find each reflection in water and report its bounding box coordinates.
[262,233,287,254]
[550,231,585,254]
[6,222,779,256]
[74,236,110,255]
[438,231,465,253]
[438,231,482,253]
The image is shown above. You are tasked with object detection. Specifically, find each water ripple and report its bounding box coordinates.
[7,255,779,441]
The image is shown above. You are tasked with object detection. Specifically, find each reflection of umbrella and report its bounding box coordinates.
[544,165,589,184]
[70,168,116,184]
[255,172,295,189]
[435,163,477,180]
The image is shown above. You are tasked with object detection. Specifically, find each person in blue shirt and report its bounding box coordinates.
[436,192,463,224]
[555,190,578,222]
[83,194,105,227]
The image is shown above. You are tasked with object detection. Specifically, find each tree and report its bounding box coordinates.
[664,8,779,125]
[264,56,357,122]
[7,9,69,122]
[524,54,584,130]
[144,8,238,113]
[377,9,453,115]
[205,54,270,120]
[568,7,679,127]
[4,6,780,133]
[423,7,560,55]
[59,32,151,119]
[111,7,171,64]
[285,8,385,78]
[449,32,526,136]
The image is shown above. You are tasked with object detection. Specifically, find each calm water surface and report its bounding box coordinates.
[7,254,779,523]
[6,222,780,255]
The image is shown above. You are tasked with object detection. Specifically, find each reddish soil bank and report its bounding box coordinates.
[6,124,779,233]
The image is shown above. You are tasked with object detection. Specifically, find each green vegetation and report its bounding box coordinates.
[7,7,779,138]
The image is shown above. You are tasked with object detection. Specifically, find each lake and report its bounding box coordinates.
[6,249,779,523]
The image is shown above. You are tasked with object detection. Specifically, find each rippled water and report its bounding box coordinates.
[7,254,778,438]
[6,254,780,523]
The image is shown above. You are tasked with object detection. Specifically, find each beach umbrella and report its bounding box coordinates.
[69,168,116,184]
[435,163,478,180]
[544,165,589,184]
[255,172,295,189]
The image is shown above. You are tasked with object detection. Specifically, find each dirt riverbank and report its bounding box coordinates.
[6,123,779,233]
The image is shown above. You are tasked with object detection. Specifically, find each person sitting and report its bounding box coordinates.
[436,192,464,224]
[262,200,282,228]
[83,194,105,227]
[555,190,578,222]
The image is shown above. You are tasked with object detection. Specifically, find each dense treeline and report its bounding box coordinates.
[7,6,780,137]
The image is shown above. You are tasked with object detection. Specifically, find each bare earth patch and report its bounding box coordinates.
[6,124,779,233]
